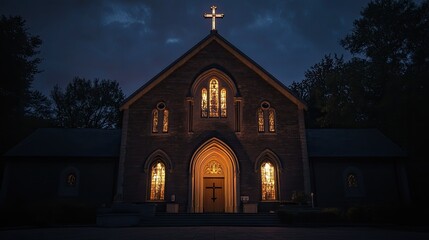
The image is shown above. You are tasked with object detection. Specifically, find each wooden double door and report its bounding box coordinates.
[203,177,225,213]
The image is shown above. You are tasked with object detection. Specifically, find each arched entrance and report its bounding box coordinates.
[189,138,239,213]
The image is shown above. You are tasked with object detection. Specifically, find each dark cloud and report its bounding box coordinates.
[1,0,371,97]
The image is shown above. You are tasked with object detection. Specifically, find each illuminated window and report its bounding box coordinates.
[163,110,169,132]
[268,109,275,132]
[346,173,358,188]
[201,79,227,118]
[150,162,165,200]
[258,101,276,133]
[209,79,219,117]
[152,102,168,134]
[258,109,264,132]
[67,173,77,187]
[152,110,159,133]
[201,88,208,117]
[261,162,277,201]
[221,88,227,117]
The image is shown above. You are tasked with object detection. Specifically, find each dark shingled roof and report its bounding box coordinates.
[5,128,121,157]
[306,128,406,157]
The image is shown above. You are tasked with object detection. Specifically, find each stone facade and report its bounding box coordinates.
[118,32,309,212]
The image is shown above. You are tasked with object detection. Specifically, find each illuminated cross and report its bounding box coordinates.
[204,5,224,31]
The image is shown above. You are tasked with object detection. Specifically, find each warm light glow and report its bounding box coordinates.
[258,109,264,132]
[347,173,358,188]
[221,88,227,117]
[205,160,223,175]
[261,162,276,200]
[67,173,76,186]
[152,110,158,133]
[204,5,224,30]
[150,162,165,200]
[269,109,275,132]
[209,79,219,117]
[163,109,169,132]
[202,88,208,117]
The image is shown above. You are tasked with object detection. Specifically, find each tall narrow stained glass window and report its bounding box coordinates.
[209,79,219,117]
[258,109,264,132]
[162,110,169,132]
[261,162,277,200]
[150,162,165,200]
[201,88,208,117]
[152,110,159,133]
[220,88,227,117]
[268,109,275,132]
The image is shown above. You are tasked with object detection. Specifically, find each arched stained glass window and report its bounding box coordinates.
[200,78,228,118]
[209,79,219,117]
[201,88,208,117]
[221,88,227,117]
[152,110,159,133]
[162,110,169,133]
[150,162,165,200]
[258,109,264,132]
[261,162,277,201]
[268,109,275,132]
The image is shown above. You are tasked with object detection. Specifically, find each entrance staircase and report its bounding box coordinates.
[140,213,283,227]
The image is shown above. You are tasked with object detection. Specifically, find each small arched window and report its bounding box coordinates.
[150,162,166,200]
[258,101,276,133]
[343,167,365,198]
[201,78,227,118]
[261,162,277,201]
[152,102,169,133]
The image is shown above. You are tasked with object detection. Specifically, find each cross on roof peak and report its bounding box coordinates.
[204,5,224,31]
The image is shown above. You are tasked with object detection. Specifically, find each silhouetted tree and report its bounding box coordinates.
[51,77,125,129]
[25,90,53,120]
[341,0,429,152]
[290,55,372,128]
[0,15,42,153]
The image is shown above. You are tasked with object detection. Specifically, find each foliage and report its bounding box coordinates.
[341,0,429,152]
[290,0,428,155]
[0,15,42,153]
[290,55,373,128]
[25,90,53,120]
[51,77,125,129]
[291,191,310,204]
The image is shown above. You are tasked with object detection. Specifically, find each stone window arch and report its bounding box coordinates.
[189,68,240,131]
[255,149,282,201]
[343,166,365,198]
[144,149,173,201]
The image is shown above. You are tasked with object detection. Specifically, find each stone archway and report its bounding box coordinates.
[189,138,239,213]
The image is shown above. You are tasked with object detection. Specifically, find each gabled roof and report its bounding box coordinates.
[121,31,307,110]
[306,128,406,157]
[4,128,121,157]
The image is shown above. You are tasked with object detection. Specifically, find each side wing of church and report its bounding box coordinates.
[116,31,309,213]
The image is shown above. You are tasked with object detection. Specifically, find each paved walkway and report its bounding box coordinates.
[1,226,429,240]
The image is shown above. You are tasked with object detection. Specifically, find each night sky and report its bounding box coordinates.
[1,0,371,97]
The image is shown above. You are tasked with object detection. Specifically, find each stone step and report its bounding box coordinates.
[140,213,282,227]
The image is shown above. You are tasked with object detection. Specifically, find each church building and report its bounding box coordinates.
[1,7,409,218]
